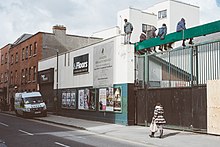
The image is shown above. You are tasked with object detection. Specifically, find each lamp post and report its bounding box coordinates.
[43,46,59,114]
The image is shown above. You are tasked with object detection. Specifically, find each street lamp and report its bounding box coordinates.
[43,46,59,114]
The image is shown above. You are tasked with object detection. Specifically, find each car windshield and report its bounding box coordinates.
[24,96,43,104]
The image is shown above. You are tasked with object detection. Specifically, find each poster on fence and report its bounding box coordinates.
[106,87,114,111]
[113,87,122,112]
[78,88,96,110]
[61,90,76,109]
[99,88,107,111]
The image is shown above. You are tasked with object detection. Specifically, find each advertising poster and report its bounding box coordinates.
[113,87,122,112]
[78,89,85,110]
[88,89,96,110]
[99,88,106,111]
[78,88,95,110]
[61,90,76,109]
[106,87,114,111]
[70,92,76,109]
[61,92,67,108]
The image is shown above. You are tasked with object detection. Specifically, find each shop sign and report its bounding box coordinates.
[73,54,89,74]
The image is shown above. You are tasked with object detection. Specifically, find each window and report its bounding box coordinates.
[28,67,31,81]
[4,72,8,82]
[21,69,24,84]
[22,48,25,60]
[10,54,14,65]
[10,71,13,85]
[0,73,3,83]
[25,68,28,83]
[158,9,167,19]
[142,24,155,32]
[33,66,37,81]
[33,42,37,55]
[1,54,3,64]
[29,44,32,57]
[5,53,8,64]
[25,46,28,59]
[15,52,18,63]
[15,70,18,85]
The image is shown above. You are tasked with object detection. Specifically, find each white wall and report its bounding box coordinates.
[117,8,157,43]
[39,35,135,89]
[145,0,200,34]
[93,26,120,39]
[114,36,134,84]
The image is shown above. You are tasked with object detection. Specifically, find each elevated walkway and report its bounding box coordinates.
[135,20,220,51]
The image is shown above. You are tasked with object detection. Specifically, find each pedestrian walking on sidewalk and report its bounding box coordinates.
[149,102,166,138]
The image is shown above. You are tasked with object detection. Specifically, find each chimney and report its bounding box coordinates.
[52,25,66,35]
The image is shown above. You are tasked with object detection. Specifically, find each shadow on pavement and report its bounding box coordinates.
[162,132,180,139]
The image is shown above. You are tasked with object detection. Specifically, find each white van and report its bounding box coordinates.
[14,92,47,117]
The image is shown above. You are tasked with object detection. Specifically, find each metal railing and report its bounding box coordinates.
[136,40,220,88]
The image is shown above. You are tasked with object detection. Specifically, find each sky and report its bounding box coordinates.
[0,0,220,48]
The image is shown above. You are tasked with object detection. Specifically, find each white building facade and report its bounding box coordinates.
[38,0,200,125]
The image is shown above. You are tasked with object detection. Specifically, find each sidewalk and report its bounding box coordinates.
[3,111,220,147]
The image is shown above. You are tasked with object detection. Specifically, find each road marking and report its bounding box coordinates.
[54,142,70,147]
[0,122,9,127]
[19,129,34,136]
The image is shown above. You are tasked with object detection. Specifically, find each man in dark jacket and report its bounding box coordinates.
[176,18,193,46]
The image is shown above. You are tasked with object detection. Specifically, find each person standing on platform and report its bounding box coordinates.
[124,19,133,44]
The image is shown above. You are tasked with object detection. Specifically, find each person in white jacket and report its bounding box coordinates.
[149,102,166,138]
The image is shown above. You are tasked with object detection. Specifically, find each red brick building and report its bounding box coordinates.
[0,44,12,109]
[0,25,102,110]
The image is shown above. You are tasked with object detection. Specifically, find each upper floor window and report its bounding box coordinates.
[142,24,155,32]
[0,73,3,83]
[25,46,28,59]
[15,52,19,63]
[33,66,37,81]
[10,54,14,65]
[29,44,32,57]
[5,53,8,64]
[28,67,31,81]
[25,68,28,83]
[22,48,25,60]
[33,42,37,55]
[4,72,8,82]
[1,54,3,65]
[158,9,167,19]
[10,71,13,85]
[15,70,18,84]
[21,69,24,84]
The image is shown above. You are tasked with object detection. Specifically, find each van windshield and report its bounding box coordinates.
[24,96,43,104]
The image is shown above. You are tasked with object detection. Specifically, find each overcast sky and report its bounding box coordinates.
[0,0,220,48]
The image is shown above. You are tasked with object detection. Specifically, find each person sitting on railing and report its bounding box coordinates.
[157,23,167,51]
[176,18,193,47]
[139,30,147,42]
[147,26,157,52]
